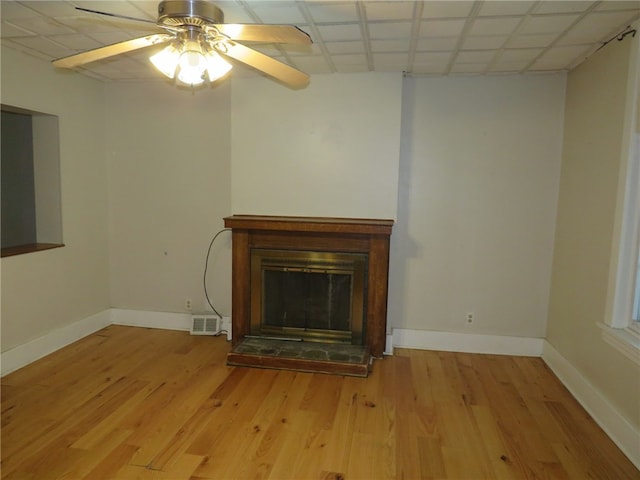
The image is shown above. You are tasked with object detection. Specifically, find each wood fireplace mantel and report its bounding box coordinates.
[224,215,394,358]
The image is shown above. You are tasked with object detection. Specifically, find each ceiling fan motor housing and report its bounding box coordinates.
[158,0,224,27]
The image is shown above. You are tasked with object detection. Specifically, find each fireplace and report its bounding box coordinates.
[224,215,393,376]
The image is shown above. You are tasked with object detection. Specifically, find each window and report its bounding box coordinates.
[600,131,640,365]
[1,105,63,257]
[632,246,640,324]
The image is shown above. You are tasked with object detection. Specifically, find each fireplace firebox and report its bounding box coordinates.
[251,249,367,344]
[224,215,393,376]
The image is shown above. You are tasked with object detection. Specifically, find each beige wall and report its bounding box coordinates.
[0,47,568,348]
[230,73,402,220]
[546,33,640,428]
[105,81,232,315]
[389,74,566,337]
[1,45,110,351]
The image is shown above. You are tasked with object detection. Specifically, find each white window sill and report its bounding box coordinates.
[598,322,640,366]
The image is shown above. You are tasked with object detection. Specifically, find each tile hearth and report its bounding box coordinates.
[228,337,371,377]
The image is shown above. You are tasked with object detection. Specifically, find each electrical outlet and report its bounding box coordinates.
[185,298,192,311]
[466,312,474,324]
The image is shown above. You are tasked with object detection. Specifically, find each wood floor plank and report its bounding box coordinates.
[2,326,638,480]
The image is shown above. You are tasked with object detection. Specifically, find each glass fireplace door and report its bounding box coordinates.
[250,249,367,344]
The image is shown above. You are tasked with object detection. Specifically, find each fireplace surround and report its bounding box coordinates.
[224,215,393,376]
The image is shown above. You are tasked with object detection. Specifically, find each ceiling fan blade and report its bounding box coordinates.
[75,6,158,26]
[223,43,309,89]
[214,24,312,45]
[52,34,174,69]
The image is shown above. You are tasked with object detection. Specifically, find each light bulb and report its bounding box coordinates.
[177,49,207,85]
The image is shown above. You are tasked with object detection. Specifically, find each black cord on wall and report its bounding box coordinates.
[203,228,231,318]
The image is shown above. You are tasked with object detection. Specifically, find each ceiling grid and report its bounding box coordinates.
[1,0,639,82]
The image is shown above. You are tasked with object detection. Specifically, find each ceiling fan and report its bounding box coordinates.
[52,0,312,88]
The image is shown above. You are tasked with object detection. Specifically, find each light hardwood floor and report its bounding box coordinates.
[1,325,638,479]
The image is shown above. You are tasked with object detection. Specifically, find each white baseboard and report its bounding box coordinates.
[1,308,193,376]
[542,341,640,470]
[392,328,544,356]
[111,308,192,331]
[1,309,111,376]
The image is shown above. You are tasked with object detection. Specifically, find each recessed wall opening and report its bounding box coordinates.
[1,104,63,257]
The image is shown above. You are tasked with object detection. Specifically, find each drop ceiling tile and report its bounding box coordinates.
[335,64,369,73]
[19,1,78,18]
[371,38,410,52]
[28,46,60,62]
[508,33,561,48]
[532,44,592,69]
[9,35,71,57]
[559,10,640,45]
[488,61,529,72]
[372,52,408,71]
[317,23,361,41]
[6,16,75,36]
[456,50,497,63]
[290,56,333,73]
[411,63,448,75]
[47,33,104,50]
[307,3,359,23]
[248,3,305,24]
[368,21,412,39]
[462,35,509,50]
[478,1,535,17]
[0,1,43,20]
[534,1,594,15]
[420,18,466,36]
[53,15,146,34]
[450,63,487,74]
[1,21,37,37]
[422,1,474,19]
[468,17,521,36]
[86,31,145,45]
[129,1,160,20]
[499,48,543,62]
[331,53,368,66]
[325,41,365,54]
[413,51,453,64]
[210,2,255,23]
[415,36,458,51]
[72,1,153,18]
[541,44,592,61]
[365,1,415,21]
[596,1,640,12]
[520,14,581,35]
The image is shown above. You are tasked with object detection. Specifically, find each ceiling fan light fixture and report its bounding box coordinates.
[177,48,208,85]
[149,44,180,79]
[54,1,312,89]
[204,51,232,82]
[150,32,232,86]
